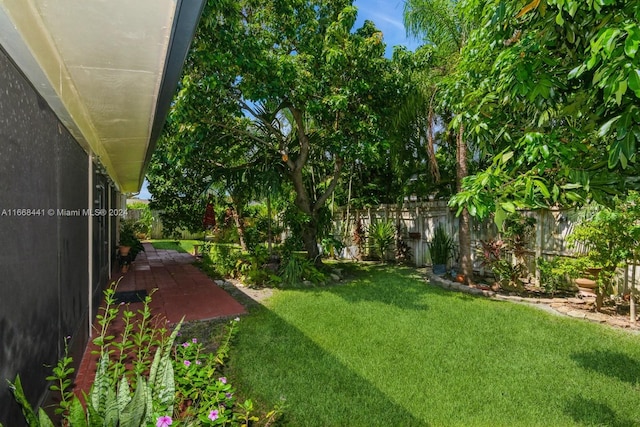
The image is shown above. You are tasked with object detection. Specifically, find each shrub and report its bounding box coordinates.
[173,319,281,425]
[279,254,325,287]
[369,219,396,261]
[428,225,454,266]
[321,236,344,259]
[6,283,281,427]
[8,282,176,426]
[209,244,242,278]
[127,201,154,239]
[537,257,576,296]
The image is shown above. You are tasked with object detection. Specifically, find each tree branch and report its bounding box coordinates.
[289,106,310,171]
[313,156,343,213]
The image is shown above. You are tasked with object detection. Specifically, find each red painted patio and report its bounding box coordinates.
[73,243,246,396]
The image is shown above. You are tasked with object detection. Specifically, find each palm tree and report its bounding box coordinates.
[403,0,479,283]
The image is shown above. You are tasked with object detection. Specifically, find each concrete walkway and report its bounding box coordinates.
[73,243,246,396]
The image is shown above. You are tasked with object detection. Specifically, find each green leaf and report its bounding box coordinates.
[568,64,585,79]
[501,151,514,163]
[494,205,507,229]
[534,180,551,198]
[37,409,55,427]
[103,387,118,427]
[468,202,477,217]
[500,201,516,213]
[561,183,582,189]
[599,116,620,137]
[540,145,550,158]
[552,184,560,201]
[67,398,89,427]
[8,376,38,427]
[615,80,627,105]
[86,398,104,427]
[601,28,622,56]
[119,376,147,427]
[116,376,131,413]
[625,26,640,58]
[628,69,640,94]
[608,141,622,168]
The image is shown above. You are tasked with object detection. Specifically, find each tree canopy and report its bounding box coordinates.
[448,0,640,223]
[148,0,399,261]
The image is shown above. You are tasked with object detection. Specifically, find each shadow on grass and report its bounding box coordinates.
[564,396,638,427]
[231,305,428,426]
[320,264,432,311]
[571,350,640,386]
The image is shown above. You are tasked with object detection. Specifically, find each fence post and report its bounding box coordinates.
[535,210,544,283]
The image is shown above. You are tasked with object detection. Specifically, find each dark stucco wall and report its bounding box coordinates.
[0,47,96,425]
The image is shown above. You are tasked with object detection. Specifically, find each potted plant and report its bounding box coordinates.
[566,199,639,311]
[428,225,454,275]
[119,219,144,271]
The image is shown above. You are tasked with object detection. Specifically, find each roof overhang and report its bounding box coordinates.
[0,0,204,193]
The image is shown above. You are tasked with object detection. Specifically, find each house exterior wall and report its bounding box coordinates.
[0,46,114,426]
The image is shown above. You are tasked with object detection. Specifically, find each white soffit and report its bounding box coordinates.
[0,0,177,192]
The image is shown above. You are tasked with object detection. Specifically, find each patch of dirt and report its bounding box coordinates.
[218,278,274,309]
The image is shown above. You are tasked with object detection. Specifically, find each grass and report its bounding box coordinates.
[228,263,640,427]
[150,239,202,254]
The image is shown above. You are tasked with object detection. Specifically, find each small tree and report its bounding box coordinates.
[369,219,396,262]
[567,195,640,311]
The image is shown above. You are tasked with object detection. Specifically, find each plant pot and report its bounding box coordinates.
[575,268,600,295]
[433,264,447,275]
[575,277,597,296]
[119,245,131,257]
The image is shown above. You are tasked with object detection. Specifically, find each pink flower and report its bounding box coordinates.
[218,376,227,384]
[156,415,172,427]
[196,360,202,365]
[184,360,191,367]
[192,338,198,343]
[182,342,190,348]
[208,409,219,421]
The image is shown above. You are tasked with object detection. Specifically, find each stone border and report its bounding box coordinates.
[426,272,640,332]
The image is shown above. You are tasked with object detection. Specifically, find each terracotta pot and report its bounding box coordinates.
[119,245,131,256]
[575,277,597,289]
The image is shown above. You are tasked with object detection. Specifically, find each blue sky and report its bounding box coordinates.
[137,1,417,200]
[354,0,420,56]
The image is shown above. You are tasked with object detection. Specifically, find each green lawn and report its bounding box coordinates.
[229,264,640,427]
[149,239,202,254]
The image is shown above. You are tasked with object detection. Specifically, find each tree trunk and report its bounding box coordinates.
[282,106,343,266]
[267,193,273,255]
[456,123,473,283]
[301,217,321,265]
[230,196,247,252]
[289,167,323,265]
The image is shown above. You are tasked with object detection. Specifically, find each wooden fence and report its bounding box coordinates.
[331,201,581,269]
[130,203,638,291]
[332,202,640,292]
